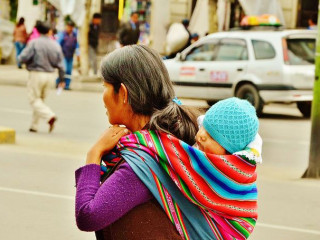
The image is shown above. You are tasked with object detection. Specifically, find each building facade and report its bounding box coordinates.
[0,0,10,20]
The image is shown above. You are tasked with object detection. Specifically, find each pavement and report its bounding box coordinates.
[0,65,100,144]
[0,66,320,240]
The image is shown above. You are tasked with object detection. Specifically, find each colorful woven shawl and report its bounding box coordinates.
[101,130,259,240]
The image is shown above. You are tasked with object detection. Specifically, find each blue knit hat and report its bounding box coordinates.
[203,97,259,154]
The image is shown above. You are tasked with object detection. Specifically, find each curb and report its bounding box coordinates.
[0,127,15,144]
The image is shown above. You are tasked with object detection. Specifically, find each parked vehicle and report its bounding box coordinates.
[164,29,316,117]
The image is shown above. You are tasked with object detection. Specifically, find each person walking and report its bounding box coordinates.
[18,21,65,133]
[13,17,28,68]
[56,21,77,90]
[117,12,140,46]
[88,13,102,75]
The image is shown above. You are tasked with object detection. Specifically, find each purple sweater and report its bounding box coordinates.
[75,163,153,231]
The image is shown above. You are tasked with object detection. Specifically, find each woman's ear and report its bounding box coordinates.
[119,83,128,105]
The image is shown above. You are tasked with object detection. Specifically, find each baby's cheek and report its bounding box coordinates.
[197,143,204,152]
[203,144,217,154]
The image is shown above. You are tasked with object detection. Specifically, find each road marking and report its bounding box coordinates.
[263,138,309,146]
[1,186,319,235]
[257,223,320,235]
[0,107,30,115]
[0,186,73,200]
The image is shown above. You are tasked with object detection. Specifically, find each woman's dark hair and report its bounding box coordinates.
[101,45,198,145]
[17,17,25,27]
[93,13,102,19]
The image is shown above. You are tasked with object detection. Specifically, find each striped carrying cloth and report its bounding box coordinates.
[101,130,259,240]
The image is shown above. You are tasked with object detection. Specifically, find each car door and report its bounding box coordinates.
[248,38,283,86]
[204,38,249,99]
[283,34,316,89]
[172,39,220,99]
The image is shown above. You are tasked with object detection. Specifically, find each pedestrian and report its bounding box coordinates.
[102,97,262,239]
[117,11,140,46]
[75,45,262,239]
[88,13,102,75]
[190,32,199,44]
[13,17,28,68]
[308,15,317,30]
[27,20,41,43]
[75,45,197,239]
[56,21,77,90]
[18,21,65,133]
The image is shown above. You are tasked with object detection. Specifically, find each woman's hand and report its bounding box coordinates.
[86,125,130,165]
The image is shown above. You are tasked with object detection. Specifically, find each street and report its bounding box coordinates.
[0,85,319,240]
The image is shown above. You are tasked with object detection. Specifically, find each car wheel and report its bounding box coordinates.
[235,84,264,116]
[297,101,311,118]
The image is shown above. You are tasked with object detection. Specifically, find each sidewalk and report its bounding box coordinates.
[0,65,103,92]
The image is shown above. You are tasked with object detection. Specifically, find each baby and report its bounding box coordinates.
[195,97,262,159]
[193,97,262,239]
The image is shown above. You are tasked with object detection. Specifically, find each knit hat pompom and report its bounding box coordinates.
[203,97,259,154]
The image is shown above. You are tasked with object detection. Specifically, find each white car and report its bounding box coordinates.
[164,29,316,117]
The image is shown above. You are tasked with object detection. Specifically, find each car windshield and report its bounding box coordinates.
[286,39,315,65]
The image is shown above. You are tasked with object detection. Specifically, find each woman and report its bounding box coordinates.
[75,45,198,239]
[13,17,28,68]
[75,45,259,239]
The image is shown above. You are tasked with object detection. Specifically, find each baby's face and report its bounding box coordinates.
[195,127,226,155]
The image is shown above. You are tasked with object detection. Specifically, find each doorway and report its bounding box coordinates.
[297,0,319,28]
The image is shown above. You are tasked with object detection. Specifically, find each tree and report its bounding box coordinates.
[302,6,320,178]
[9,0,18,22]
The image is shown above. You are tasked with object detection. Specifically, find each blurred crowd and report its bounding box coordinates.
[13,10,202,77]
[13,13,102,86]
